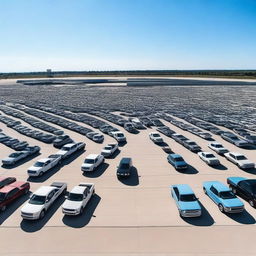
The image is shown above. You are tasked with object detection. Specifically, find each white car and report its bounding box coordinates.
[27,157,60,177]
[21,182,67,220]
[112,131,126,142]
[198,152,220,166]
[2,151,29,165]
[56,142,85,159]
[224,152,255,169]
[149,132,163,143]
[198,132,212,140]
[81,154,104,172]
[62,183,95,215]
[208,142,229,155]
[101,143,118,157]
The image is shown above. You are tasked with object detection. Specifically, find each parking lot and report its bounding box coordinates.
[0,78,256,255]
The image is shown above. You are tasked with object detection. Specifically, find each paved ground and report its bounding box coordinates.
[0,102,256,255]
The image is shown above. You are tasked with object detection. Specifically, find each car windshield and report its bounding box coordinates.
[29,195,46,205]
[104,146,112,150]
[180,194,197,202]
[84,159,95,164]
[175,157,184,162]
[61,146,70,151]
[219,191,236,199]
[120,163,129,169]
[0,192,6,201]
[236,155,247,160]
[68,193,84,201]
[153,134,160,137]
[34,161,45,167]
[214,144,222,148]
[188,142,196,145]
[117,134,124,137]
[9,152,22,157]
[206,154,215,158]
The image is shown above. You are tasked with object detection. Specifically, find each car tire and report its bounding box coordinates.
[249,200,255,207]
[79,207,84,215]
[1,205,6,211]
[203,187,207,194]
[218,204,224,213]
[62,188,67,195]
[231,187,237,194]
[39,172,43,177]
[39,210,45,219]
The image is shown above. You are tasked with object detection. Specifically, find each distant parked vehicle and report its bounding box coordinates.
[53,135,73,148]
[81,154,104,172]
[198,132,212,140]
[208,142,228,155]
[243,135,256,145]
[171,184,201,217]
[0,176,16,189]
[172,134,188,144]
[24,146,41,155]
[21,182,67,220]
[124,122,137,133]
[101,143,118,157]
[112,131,126,143]
[56,142,85,159]
[203,181,244,213]
[149,132,163,144]
[131,118,145,129]
[224,152,254,169]
[182,140,201,152]
[221,132,249,147]
[227,177,256,207]
[2,151,29,166]
[167,154,188,171]
[198,152,220,166]
[116,158,133,178]
[62,183,95,215]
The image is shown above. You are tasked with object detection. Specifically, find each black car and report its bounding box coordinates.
[117,158,133,178]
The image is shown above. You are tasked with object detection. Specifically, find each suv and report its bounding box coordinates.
[116,158,133,177]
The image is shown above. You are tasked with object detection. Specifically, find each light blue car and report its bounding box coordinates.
[203,181,244,213]
[171,184,201,217]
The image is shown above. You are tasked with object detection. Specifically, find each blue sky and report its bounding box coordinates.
[0,0,256,72]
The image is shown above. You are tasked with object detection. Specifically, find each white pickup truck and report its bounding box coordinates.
[56,142,85,159]
[62,183,95,215]
[21,182,67,220]
[27,157,60,177]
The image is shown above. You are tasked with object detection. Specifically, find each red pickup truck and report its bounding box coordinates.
[0,181,30,211]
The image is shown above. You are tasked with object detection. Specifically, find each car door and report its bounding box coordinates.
[229,154,236,164]
[209,186,219,204]
[45,190,55,210]
[238,182,251,200]
[172,187,179,207]
[83,188,90,206]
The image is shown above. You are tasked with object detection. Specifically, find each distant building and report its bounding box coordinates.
[46,69,52,77]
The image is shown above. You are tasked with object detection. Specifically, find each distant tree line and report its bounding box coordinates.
[0,70,256,79]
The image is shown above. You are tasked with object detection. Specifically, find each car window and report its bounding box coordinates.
[230,154,234,159]
[210,186,218,195]
[240,182,250,192]
[47,191,55,200]
[173,187,179,198]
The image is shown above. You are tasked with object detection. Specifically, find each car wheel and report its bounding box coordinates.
[79,207,84,215]
[249,200,255,207]
[1,205,6,211]
[62,188,67,195]
[231,187,237,194]
[39,210,45,219]
[39,172,43,177]
[203,187,207,194]
[218,204,224,213]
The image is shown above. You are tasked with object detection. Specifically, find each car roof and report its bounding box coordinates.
[0,185,16,193]
[172,184,194,195]
[210,181,229,192]
[70,186,86,194]
[34,186,55,196]
[37,158,51,163]
[86,154,99,159]
[9,181,27,188]
[62,143,75,147]
[170,153,182,158]
[211,142,222,145]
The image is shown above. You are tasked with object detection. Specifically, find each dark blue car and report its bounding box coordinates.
[167,154,188,170]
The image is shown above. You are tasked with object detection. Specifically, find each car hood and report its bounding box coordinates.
[222,198,244,208]
[2,157,15,162]
[101,150,111,154]
[82,163,93,168]
[239,159,254,165]
[57,150,68,155]
[21,203,44,214]
[28,166,42,171]
[178,201,201,211]
[62,200,83,210]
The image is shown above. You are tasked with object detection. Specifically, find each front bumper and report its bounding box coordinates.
[62,208,80,215]
[180,210,202,217]
[224,206,244,213]
[21,212,40,220]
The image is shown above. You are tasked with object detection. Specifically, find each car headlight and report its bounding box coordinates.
[181,210,186,214]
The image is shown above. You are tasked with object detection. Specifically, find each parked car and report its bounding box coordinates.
[62,183,95,215]
[203,181,244,213]
[0,181,30,211]
[221,132,249,147]
[149,132,164,144]
[81,154,104,172]
[116,158,133,177]
[182,140,201,152]
[198,132,212,140]
[243,135,256,145]
[208,142,228,155]
[27,157,61,177]
[171,184,201,217]
[56,142,85,159]
[0,176,16,189]
[224,152,255,169]
[2,151,29,166]
[112,131,126,143]
[101,143,118,157]
[21,182,67,220]
[198,152,220,166]
[53,135,73,148]
[167,154,188,170]
[24,146,41,155]
[124,122,137,133]
[172,134,188,144]
[227,177,256,207]
[131,118,145,129]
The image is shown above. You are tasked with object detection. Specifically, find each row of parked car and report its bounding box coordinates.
[171,177,256,218]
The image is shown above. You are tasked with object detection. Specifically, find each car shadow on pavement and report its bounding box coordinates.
[182,202,215,226]
[226,210,256,224]
[118,167,139,186]
[109,149,121,159]
[20,196,66,233]
[212,164,228,170]
[242,168,256,175]
[62,194,101,228]
[180,165,199,175]
[118,141,127,147]
[1,152,41,169]
[0,193,31,225]
[83,163,109,178]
